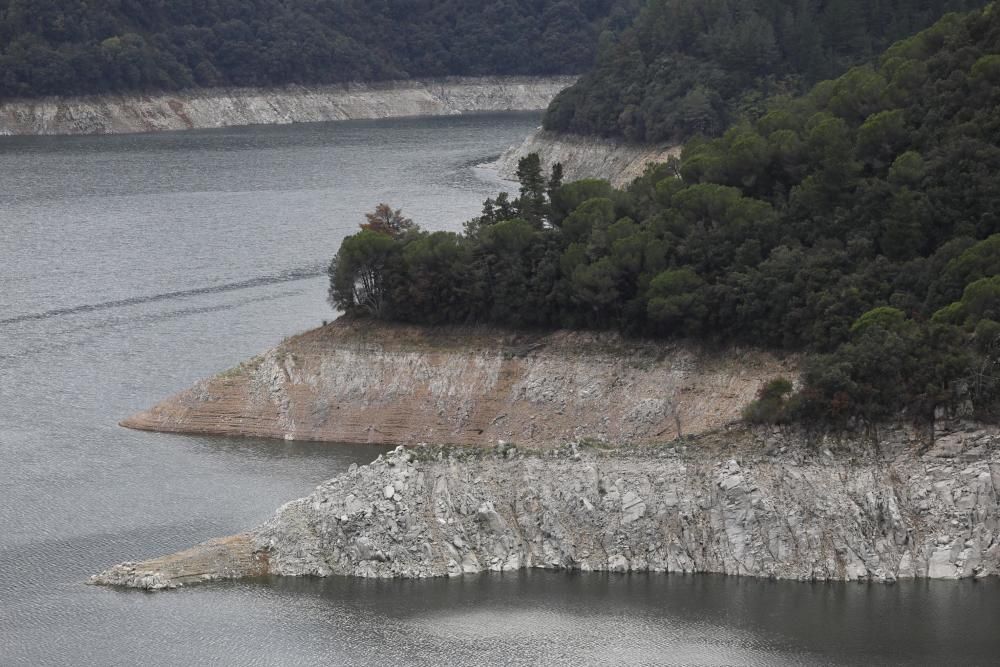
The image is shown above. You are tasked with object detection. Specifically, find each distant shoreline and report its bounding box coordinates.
[0,76,575,137]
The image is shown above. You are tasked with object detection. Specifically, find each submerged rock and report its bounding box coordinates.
[88,534,267,590]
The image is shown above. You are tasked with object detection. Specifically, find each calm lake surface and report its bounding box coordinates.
[1,114,998,665]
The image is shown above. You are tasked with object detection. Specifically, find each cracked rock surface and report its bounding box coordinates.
[92,426,1000,589]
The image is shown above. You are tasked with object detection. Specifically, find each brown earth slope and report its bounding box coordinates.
[121,319,795,447]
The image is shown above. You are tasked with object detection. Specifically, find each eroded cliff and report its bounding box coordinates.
[0,76,574,136]
[98,320,1000,588]
[495,128,681,187]
[92,426,1000,589]
[121,319,794,447]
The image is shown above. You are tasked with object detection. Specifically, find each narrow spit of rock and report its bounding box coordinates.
[91,434,1000,591]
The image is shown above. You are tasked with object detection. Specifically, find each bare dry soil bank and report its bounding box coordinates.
[121,319,794,447]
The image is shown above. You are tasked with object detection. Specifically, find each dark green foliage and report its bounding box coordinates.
[930,235,1000,306]
[329,6,1000,424]
[515,154,548,228]
[543,0,985,143]
[850,307,908,335]
[646,268,706,333]
[328,229,401,318]
[743,377,795,424]
[797,318,975,423]
[0,0,633,98]
[934,276,1000,326]
[549,178,617,225]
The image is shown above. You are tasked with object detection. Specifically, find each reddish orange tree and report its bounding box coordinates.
[360,203,415,238]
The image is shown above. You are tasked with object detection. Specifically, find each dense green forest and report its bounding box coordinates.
[543,0,984,143]
[330,5,1000,426]
[0,0,636,98]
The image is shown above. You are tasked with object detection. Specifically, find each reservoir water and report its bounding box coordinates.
[1,114,998,665]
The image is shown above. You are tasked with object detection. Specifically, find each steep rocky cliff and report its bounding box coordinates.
[121,319,794,447]
[93,426,1000,589]
[0,76,573,136]
[495,128,680,187]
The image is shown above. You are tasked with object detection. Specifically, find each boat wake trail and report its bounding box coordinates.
[0,266,325,327]
[0,289,305,362]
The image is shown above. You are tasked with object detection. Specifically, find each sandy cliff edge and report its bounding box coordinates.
[120,318,796,447]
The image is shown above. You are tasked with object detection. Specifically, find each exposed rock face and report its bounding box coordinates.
[495,128,681,187]
[0,76,574,136]
[91,426,1000,589]
[102,319,1000,590]
[91,534,266,590]
[120,319,795,446]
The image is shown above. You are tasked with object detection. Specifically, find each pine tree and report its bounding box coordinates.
[516,153,548,227]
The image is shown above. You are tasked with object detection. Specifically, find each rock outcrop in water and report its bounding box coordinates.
[0,76,573,136]
[120,319,794,447]
[495,128,681,187]
[99,319,1000,589]
[92,425,1000,589]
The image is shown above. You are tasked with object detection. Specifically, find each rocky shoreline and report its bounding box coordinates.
[495,128,681,187]
[96,320,1000,590]
[92,425,1000,589]
[0,76,574,136]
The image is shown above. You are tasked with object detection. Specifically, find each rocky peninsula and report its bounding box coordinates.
[93,426,1000,589]
[0,76,574,136]
[94,319,1000,589]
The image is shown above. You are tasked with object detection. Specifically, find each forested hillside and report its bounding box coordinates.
[0,0,636,98]
[330,5,1000,426]
[543,0,984,143]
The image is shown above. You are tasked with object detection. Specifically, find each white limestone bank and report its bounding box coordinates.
[0,76,575,136]
[495,128,681,188]
[92,425,1000,589]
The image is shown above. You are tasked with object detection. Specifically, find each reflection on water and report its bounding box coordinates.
[245,573,1000,666]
